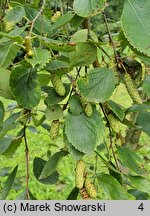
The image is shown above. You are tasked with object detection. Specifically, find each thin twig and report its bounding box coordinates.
[2,0,8,17]
[94,154,98,184]
[82,18,91,39]
[87,18,91,39]
[58,0,64,15]
[102,11,118,63]
[58,0,70,41]
[23,125,30,200]
[28,0,45,36]
[89,38,111,59]
[64,70,75,84]
[100,103,120,171]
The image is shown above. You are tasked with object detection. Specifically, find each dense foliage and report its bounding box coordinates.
[0,0,150,200]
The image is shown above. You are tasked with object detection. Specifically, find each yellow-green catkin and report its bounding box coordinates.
[80,187,91,200]
[51,11,61,23]
[4,21,15,32]
[51,75,66,96]
[107,113,120,134]
[124,72,142,104]
[80,96,93,117]
[85,178,97,198]
[84,103,93,117]
[23,36,34,57]
[75,160,85,189]
[50,120,60,140]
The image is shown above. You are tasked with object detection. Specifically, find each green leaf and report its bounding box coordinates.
[117,146,143,175]
[37,35,76,52]
[0,33,23,44]
[136,111,150,136]
[0,101,5,124]
[27,126,40,134]
[143,75,150,97]
[70,15,84,29]
[0,137,13,155]
[39,151,67,179]
[121,118,137,129]
[109,161,122,185]
[91,108,105,144]
[128,176,150,194]
[10,66,41,110]
[77,67,115,103]
[128,189,148,200]
[33,157,46,179]
[45,60,69,71]
[51,12,74,31]
[38,70,51,86]
[126,103,150,114]
[65,108,104,154]
[131,47,150,65]
[40,172,59,185]
[73,0,105,17]
[45,104,63,121]
[16,189,37,200]
[67,187,79,200]
[25,48,50,70]
[0,112,21,139]
[2,137,22,158]
[0,40,20,69]
[108,100,125,121]
[64,134,84,160]
[0,26,26,38]
[138,55,150,65]
[33,157,59,185]
[97,173,134,200]
[3,112,21,132]
[95,150,121,174]
[44,84,70,106]
[0,165,18,199]
[121,0,150,56]
[0,68,13,99]
[70,29,98,43]
[68,95,83,115]
[4,6,25,23]
[24,6,51,35]
[69,42,97,67]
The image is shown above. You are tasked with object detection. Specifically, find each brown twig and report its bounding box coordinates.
[100,103,120,170]
[94,154,98,184]
[83,18,91,39]
[23,125,30,200]
[89,38,111,60]
[2,0,8,17]
[102,11,118,63]
[28,0,45,36]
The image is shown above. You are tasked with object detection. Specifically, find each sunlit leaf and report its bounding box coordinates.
[25,48,50,70]
[73,0,105,17]
[121,0,150,56]
[77,67,115,103]
[98,173,134,200]
[39,151,68,179]
[128,176,150,194]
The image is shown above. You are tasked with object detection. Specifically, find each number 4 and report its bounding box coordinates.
[138,203,144,211]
